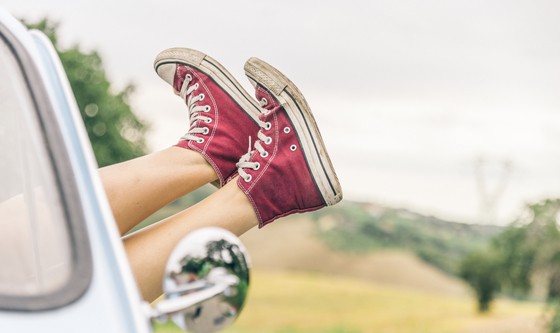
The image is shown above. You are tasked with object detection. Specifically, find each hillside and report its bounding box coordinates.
[310,201,502,275]
[241,216,468,296]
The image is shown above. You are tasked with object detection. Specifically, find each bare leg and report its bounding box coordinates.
[100,145,254,301]
[122,177,257,302]
[99,146,217,235]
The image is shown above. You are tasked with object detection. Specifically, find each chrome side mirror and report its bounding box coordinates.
[150,227,250,333]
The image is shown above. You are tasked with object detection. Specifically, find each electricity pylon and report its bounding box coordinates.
[474,156,512,224]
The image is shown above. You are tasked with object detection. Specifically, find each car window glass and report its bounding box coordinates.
[0,39,72,297]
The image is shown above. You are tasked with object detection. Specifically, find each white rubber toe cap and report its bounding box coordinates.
[155,63,177,87]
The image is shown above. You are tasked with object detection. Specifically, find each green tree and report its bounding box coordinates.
[459,249,502,312]
[23,19,148,166]
[460,199,560,331]
[491,222,537,298]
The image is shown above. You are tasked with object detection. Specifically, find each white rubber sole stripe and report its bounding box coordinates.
[154,48,261,123]
[244,58,343,206]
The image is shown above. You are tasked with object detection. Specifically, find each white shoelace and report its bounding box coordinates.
[236,99,273,182]
[179,74,212,144]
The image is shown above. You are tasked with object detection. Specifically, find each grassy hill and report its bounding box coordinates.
[240,216,468,296]
[311,201,502,275]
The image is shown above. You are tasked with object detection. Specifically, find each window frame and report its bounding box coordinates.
[0,21,92,311]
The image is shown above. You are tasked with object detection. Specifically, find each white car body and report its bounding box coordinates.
[0,7,153,333]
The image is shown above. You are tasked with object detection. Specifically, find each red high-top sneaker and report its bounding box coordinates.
[154,48,261,187]
[236,57,343,228]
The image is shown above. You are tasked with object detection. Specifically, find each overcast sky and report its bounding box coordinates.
[4,0,560,224]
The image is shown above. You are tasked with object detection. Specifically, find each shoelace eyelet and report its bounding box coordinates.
[199,93,205,101]
[254,162,261,171]
[205,118,212,123]
[197,137,205,144]
[260,151,269,158]
[202,127,210,135]
[194,83,199,90]
[260,97,268,106]
[264,137,272,145]
[265,122,272,130]
[290,144,297,151]
[244,174,253,182]
[186,74,192,81]
[204,105,211,112]
[284,127,291,134]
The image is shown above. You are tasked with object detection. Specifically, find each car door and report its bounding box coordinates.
[0,7,151,333]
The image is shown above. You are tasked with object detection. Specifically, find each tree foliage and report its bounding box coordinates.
[460,199,560,331]
[459,249,502,312]
[23,19,148,167]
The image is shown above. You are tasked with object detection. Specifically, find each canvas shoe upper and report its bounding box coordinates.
[236,57,343,228]
[154,48,261,187]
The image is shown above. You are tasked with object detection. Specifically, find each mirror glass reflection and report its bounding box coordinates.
[163,227,250,333]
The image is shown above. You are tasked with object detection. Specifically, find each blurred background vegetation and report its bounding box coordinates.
[24,18,148,167]
[26,18,560,333]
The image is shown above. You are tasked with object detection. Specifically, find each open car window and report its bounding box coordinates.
[0,21,91,311]
[0,31,73,297]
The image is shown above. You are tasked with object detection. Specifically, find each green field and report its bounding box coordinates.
[154,270,543,333]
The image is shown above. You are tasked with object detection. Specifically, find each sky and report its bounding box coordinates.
[4,0,560,224]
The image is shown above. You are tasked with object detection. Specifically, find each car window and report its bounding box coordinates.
[0,36,72,298]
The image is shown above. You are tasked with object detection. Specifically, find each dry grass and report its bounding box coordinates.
[227,270,542,333]
[155,270,543,333]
